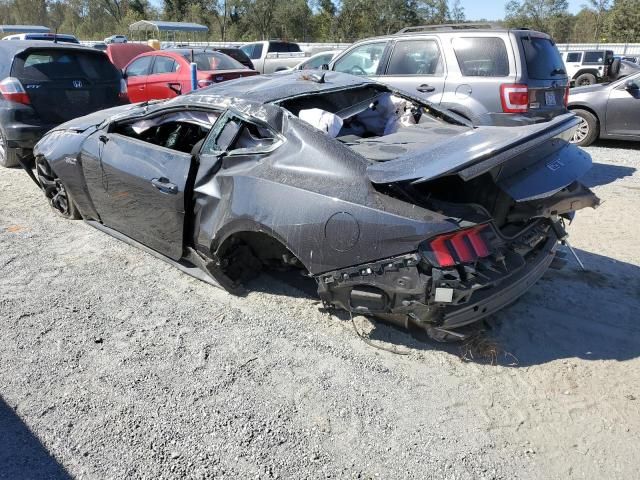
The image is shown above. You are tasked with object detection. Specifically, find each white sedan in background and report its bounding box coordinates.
[104,35,127,44]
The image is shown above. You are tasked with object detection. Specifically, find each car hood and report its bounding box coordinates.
[569,83,609,96]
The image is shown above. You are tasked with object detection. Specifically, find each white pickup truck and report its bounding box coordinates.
[239,41,308,74]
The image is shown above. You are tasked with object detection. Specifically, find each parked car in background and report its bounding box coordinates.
[614,58,640,79]
[0,41,127,167]
[239,41,307,73]
[92,42,108,51]
[562,50,619,86]
[106,43,154,70]
[104,35,127,44]
[328,24,569,125]
[293,49,341,70]
[123,49,258,102]
[2,33,80,44]
[212,47,254,70]
[567,71,640,146]
[31,71,599,341]
[621,55,639,64]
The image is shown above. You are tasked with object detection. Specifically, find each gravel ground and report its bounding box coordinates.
[1,141,639,479]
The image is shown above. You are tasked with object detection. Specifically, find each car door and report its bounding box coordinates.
[146,55,181,100]
[381,37,445,104]
[124,56,153,102]
[82,110,218,259]
[605,74,640,137]
[331,41,389,81]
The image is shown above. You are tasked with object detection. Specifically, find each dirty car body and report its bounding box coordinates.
[33,71,599,337]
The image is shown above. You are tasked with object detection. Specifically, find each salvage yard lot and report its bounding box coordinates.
[1,142,639,479]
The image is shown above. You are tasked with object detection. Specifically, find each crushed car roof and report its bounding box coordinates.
[185,71,379,105]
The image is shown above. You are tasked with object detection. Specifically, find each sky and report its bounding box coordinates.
[460,0,586,21]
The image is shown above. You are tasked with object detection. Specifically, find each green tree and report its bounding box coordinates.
[449,0,464,22]
[505,0,571,39]
[604,0,640,42]
[571,8,599,42]
[587,0,610,41]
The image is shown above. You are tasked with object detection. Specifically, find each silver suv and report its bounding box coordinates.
[328,24,569,125]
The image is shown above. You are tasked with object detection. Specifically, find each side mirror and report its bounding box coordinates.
[625,80,639,91]
[321,63,330,71]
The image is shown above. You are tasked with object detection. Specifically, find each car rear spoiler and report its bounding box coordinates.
[367,113,581,186]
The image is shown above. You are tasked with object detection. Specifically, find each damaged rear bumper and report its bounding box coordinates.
[437,235,556,328]
[316,223,560,331]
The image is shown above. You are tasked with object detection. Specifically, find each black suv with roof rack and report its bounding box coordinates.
[327,23,569,125]
[0,41,127,167]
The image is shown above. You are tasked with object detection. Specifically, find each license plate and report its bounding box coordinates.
[545,91,557,106]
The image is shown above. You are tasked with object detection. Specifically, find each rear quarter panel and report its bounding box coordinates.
[195,116,455,274]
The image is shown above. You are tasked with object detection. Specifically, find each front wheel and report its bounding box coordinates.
[34,156,81,219]
[570,110,599,147]
[574,73,597,86]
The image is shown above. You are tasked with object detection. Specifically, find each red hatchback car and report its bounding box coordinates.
[123,49,258,102]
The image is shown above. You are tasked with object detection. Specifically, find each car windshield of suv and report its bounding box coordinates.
[12,50,119,81]
[180,51,244,71]
[521,36,566,79]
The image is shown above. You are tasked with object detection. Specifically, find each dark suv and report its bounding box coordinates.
[0,41,127,167]
[328,24,569,125]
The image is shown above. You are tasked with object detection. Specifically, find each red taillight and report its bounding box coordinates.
[427,225,490,267]
[500,83,528,113]
[563,85,569,107]
[0,77,30,105]
[430,234,456,268]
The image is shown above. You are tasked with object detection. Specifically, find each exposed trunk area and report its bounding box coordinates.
[376,172,599,237]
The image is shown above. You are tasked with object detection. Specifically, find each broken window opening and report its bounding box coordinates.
[201,115,279,155]
[113,110,219,154]
[281,88,441,144]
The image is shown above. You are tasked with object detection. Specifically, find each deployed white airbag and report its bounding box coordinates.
[298,108,344,138]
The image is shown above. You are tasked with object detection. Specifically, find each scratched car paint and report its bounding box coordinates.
[31,71,599,340]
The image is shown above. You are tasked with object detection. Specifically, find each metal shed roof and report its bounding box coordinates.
[0,25,51,34]
[129,21,208,33]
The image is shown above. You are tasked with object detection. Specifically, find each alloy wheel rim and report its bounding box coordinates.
[571,118,589,143]
[35,158,71,215]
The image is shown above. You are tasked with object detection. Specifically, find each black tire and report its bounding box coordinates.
[34,156,81,219]
[0,127,19,168]
[610,58,621,78]
[570,110,599,147]
[574,72,597,86]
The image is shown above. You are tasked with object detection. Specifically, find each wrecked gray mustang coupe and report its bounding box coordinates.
[33,71,599,339]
